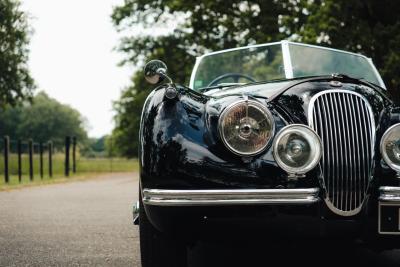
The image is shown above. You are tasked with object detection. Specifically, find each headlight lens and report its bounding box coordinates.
[273,124,322,174]
[380,123,400,171]
[219,100,274,156]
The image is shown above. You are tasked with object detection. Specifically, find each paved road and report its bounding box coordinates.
[0,173,400,267]
[0,173,140,267]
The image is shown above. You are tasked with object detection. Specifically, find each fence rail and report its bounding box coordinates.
[1,136,76,184]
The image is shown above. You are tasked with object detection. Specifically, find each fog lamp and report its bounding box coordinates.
[380,123,400,172]
[273,124,322,174]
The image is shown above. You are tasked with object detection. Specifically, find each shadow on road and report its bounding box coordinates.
[189,239,400,267]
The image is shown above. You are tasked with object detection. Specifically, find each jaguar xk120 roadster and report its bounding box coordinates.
[134,41,400,267]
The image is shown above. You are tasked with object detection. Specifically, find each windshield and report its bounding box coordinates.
[190,42,383,91]
[192,44,285,90]
[289,43,380,85]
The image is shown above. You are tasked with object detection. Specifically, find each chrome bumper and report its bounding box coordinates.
[143,188,320,206]
[379,186,400,202]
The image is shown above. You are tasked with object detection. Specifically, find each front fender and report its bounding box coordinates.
[139,86,318,190]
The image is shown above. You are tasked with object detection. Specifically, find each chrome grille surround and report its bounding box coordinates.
[308,90,375,216]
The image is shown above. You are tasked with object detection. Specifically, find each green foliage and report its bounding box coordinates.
[111,0,400,157]
[80,135,109,157]
[111,1,295,157]
[0,0,35,106]
[0,92,88,149]
[285,0,400,101]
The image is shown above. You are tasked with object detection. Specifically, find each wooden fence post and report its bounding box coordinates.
[39,142,44,179]
[28,139,34,181]
[3,136,10,183]
[48,141,53,178]
[65,136,70,177]
[109,137,113,173]
[17,140,22,183]
[72,136,76,173]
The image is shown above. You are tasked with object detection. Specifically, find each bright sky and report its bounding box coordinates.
[22,0,133,138]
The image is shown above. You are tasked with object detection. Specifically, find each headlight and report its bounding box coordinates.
[273,124,322,174]
[219,99,274,156]
[380,123,400,172]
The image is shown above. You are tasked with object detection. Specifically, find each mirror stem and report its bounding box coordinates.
[157,68,174,84]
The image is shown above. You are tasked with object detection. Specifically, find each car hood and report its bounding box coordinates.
[201,76,392,129]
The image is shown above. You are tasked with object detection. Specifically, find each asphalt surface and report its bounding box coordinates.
[0,173,399,267]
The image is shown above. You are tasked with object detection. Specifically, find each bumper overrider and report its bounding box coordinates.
[143,188,320,206]
[379,186,400,202]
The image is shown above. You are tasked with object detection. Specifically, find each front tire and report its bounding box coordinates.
[139,194,187,267]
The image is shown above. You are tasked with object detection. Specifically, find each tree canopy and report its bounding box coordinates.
[0,92,88,149]
[0,0,35,106]
[111,0,400,157]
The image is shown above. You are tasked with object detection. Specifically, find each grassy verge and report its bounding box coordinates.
[76,157,139,172]
[0,173,105,191]
[0,156,139,191]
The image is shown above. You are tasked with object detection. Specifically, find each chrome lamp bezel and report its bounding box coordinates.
[273,124,322,175]
[218,99,275,156]
[380,123,400,172]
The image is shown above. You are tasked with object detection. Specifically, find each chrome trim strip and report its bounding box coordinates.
[189,56,201,89]
[281,40,294,78]
[367,57,386,89]
[143,188,320,206]
[197,42,283,58]
[379,186,400,202]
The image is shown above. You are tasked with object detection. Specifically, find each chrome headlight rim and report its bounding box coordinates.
[218,99,275,156]
[380,123,400,172]
[273,124,322,175]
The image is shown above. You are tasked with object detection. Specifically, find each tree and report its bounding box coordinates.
[80,135,109,157]
[0,0,35,106]
[0,92,88,149]
[111,0,296,157]
[282,0,400,101]
[111,0,400,157]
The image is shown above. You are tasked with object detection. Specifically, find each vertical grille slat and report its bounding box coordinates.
[342,94,349,211]
[354,97,363,207]
[320,96,331,196]
[332,93,342,208]
[349,95,359,210]
[337,93,346,210]
[309,90,375,216]
[330,93,339,207]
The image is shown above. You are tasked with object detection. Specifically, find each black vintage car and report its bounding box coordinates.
[135,41,400,267]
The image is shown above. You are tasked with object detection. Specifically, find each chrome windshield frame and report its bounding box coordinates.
[189,41,386,90]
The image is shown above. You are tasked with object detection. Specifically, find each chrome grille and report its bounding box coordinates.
[309,90,375,216]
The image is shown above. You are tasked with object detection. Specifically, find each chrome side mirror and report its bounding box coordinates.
[144,60,169,84]
[144,59,177,99]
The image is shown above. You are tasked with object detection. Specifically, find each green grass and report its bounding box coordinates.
[0,173,96,190]
[76,157,139,172]
[0,153,139,190]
